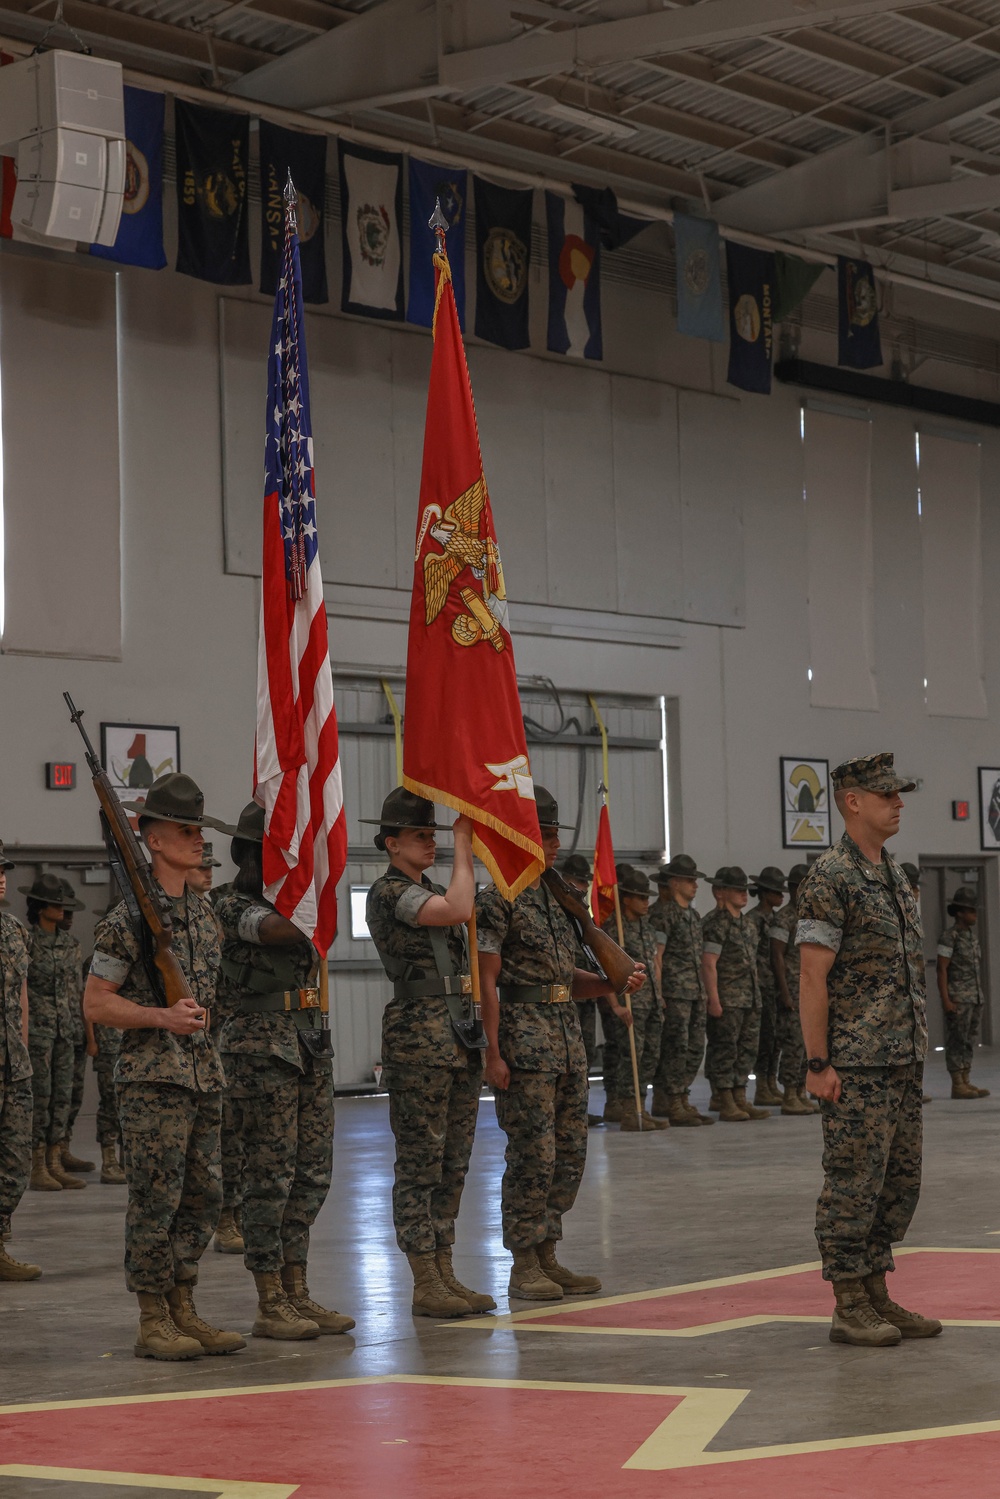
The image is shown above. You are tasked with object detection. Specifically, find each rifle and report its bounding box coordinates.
[64,692,193,1009]
[541,867,638,994]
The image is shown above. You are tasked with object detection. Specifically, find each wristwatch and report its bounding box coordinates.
[807,1056,832,1073]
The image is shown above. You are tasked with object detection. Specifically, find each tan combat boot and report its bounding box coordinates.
[619,1104,664,1131]
[797,1087,821,1114]
[717,1088,749,1122]
[406,1251,471,1318]
[650,1088,672,1118]
[0,1242,41,1280]
[99,1144,126,1185]
[708,1091,721,1112]
[29,1145,61,1191]
[134,1292,203,1360]
[281,1263,356,1332]
[434,1247,496,1314]
[966,1069,990,1098]
[167,1283,245,1354]
[508,1247,563,1301]
[753,1076,782,1107]
[45,1144,85,1190]
[213,1208,245,1254]
[602,1097,624,1123]
[666,1093,702,1127]
[252,1270,320,1339]
[862,1272,943,1338]
[829,1280,901,1347]
[683,1091,714,1125]
[537,1240,601,1295]
[767,1073,783,1103]
[950,1072,977,1099]
[61,1138,94,1173]
[733,1086,770,1120]
[781,1088,811,1116]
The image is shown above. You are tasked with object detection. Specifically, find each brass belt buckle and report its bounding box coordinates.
[551,984,570,1003]
[460,975,472,995]
[299,987,320,1010]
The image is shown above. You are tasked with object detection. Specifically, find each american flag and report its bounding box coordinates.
[255,177,346,957]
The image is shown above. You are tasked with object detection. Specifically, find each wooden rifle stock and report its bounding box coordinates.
[64,692,192,1008]
[541,867,637,994]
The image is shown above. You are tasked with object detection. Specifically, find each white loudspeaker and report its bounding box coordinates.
[0,50,125,247]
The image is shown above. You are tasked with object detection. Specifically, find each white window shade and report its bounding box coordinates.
[919,431,986,719]
[803,408,877,711]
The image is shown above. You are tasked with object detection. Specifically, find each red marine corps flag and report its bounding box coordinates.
[591,802,618,926]
[403,204,543,897]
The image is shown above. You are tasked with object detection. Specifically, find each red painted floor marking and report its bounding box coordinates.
[522,1250,1000,1330]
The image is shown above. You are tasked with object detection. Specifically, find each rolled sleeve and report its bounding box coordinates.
[702,941,723,956]
[768,925,789,945]
[88,950,131,985]
[795,919,842,953]
[936,942,954,959]
[395,884,435,929]
[236,903,274,943]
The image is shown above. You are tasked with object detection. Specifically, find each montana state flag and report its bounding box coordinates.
[404,244,542,898]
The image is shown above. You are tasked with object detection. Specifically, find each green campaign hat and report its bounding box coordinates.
[123,773,225,829]
[58,877,85,911]
[787,863,810,888]
[617,863,651,897]
[560,853,592,883]
[359,788,441,829]
[534,785,574,830]
[750,866,786,895]
[224,801,265,843]
[948,884,978,912]
[901,862,921,887]
[831,752,915,795]
[200,842,222,869]
[0,839,15,872]
[19,872,71,907]
[657,853,706,882]
[711,865,749,892]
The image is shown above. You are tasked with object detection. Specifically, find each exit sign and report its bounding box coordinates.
[952,800,970,822]
[45,762,76,790]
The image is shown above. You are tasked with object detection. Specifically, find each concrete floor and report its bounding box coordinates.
[2,1050,1000,1497]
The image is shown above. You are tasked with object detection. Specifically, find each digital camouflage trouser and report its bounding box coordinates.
[118,1081,223,1293]
[28,1030,75,1147]
[705,1003,761,1091]
[220,1092,245,1214]
[227,1052,334,1274]
[575,1000,598,1072]
[654,997,707,1097]
[944,1003,983,1075]
[95,1061,121,1147]
[0,1073,31,1232]
[67,1043,87,1134]
[776,999,806,1091]
[384,1058,480,1255]
[815,1063,923,1282]
[610,996,662,1101]
[756,991,780,1078]
[494,1066,588,1249]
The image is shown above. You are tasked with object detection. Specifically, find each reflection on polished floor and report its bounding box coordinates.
[3,1052,1000,1498]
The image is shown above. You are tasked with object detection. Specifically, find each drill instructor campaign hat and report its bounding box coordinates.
[19,872,72,907]
[58,878,86,911]
[123,773,228,830]
[711,865,750,892]
[359,788,441,829]
[750,866,786,895]
[656,853,707,883]
[560,853,592,883]
[617,864,651,898]
[227,801,266,844]
[533,786,575,830]
[0,839,16,872]
[787,863,810,889]
[831,752,916,795]
[948,884,979,915]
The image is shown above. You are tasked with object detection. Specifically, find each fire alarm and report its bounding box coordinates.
[952,800,970,822]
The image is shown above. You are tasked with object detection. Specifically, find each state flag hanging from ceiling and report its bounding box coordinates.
[545,191,602,361]
[404,239,542,898]
[338,140,404,320]
[408,156,467,330]
[174,100,250,285]
[474,177,532,351]
[259,120,327,305]
[90,86,166,270]
[838,255,882,369]
[674,213,725,342]
[725,240,774,394]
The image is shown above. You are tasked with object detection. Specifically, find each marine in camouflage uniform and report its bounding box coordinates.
[559,855,600,1101]
[216,803,353,1340]
[796,753,939,1347]
[769,865,818,1117]
[650,854,713,1128]
[745,866,785,1107]
[937,885,989,1099]
[601,865,666,1131]
[85,773,244,1362]
[0,838,41,1280]
[702,867,765,1122]
[207,868,245,1254]
[478,786,640,1302]
[93,1023,125,1179]
[57,879,96,1176]
[22,873,87,1191]
[365,788,493,1319]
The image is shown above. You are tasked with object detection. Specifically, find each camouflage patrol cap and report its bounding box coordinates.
[560,853,592,884]
[948,884,978,913]
[787,863,810,888]
[711,865,749,892]
[124,773,226,829]
[831,752,915,795]
[617,864,651,897]
[901,862,921,887]
[359,788,440,829]
[19,872,71,907]
[200,842,222,869]
[534,786,573,830]
[0,839,14,872]
[656,853,706,883]
[58,878,85,912]
[750,865,786,895]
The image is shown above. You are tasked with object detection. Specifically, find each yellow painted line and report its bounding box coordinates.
[0,1467,296,1497]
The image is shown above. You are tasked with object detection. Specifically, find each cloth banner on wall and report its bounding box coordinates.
[90,87,166,269]
[773,250,823,323]
[674,213,725,341]
[338,140,404,320]
[259,120,327,304]
[474,177,532,350]
[174,100,250,285]
[725,240,774,394]
[837,255,882,369]
[571,183,649,250]
[546,191,602,360]
[408,157,467,330]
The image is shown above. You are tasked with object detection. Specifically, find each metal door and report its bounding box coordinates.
[917,855,998,1055]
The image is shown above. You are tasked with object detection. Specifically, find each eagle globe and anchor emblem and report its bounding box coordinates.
[416,476,509,652]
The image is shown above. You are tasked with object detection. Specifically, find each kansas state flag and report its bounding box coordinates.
[90,87,166,269]
[546,192,601,360]
[674,213,724,341]
[408,157,467,330]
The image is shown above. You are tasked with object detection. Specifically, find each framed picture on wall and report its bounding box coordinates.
[780,757,832,850]
[977,767,1000,851]
[100,723,181,814]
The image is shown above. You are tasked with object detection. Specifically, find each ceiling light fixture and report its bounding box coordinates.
[539,100,639,140]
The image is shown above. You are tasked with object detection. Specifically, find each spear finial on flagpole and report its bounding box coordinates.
[284,168,298,232]
[429,196,449,255]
